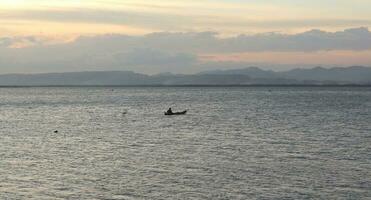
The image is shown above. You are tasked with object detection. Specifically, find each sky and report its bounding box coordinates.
[0,0,371,74]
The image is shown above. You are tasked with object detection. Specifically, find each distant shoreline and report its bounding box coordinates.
[0,84,370,88]
[1,67,371,86]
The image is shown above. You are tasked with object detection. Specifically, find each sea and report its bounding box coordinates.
[0,86,370,199]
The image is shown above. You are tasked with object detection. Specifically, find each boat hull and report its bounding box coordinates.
[164,110,187,115]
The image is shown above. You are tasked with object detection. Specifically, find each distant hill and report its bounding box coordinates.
[280,66,371,83]
[0,66,370,86]
[200,66,371,85]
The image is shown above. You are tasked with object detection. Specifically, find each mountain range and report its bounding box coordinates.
[0,66,370,86]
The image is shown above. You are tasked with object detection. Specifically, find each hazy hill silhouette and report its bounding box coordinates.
[0,66,370,86]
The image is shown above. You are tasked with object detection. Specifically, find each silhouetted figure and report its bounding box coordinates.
[166,108,173,115]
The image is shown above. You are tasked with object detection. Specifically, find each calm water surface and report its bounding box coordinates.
[0,87,370,199]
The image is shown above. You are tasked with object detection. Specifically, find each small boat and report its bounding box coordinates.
[164,110,187,115]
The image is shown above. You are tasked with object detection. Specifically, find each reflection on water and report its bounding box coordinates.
[0,87,370,199]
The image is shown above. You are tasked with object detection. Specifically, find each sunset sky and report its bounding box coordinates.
[0,0,370,73]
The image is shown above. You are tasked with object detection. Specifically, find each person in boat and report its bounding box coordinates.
[166,108,173,115]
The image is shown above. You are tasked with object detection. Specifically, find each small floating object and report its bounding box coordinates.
[164,110,187,116]
[54,130,58,133]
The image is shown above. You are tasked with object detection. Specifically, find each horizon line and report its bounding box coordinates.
[0,65,370,76]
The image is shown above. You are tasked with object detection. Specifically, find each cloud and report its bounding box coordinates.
[71,27,371,52]
[118,48,196,66]
[1,7,371,34]
[218,27,371,52]
[0,27,370,74]
[0,36,45,48]
[0,8,208,30]
[0,37,12,47]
